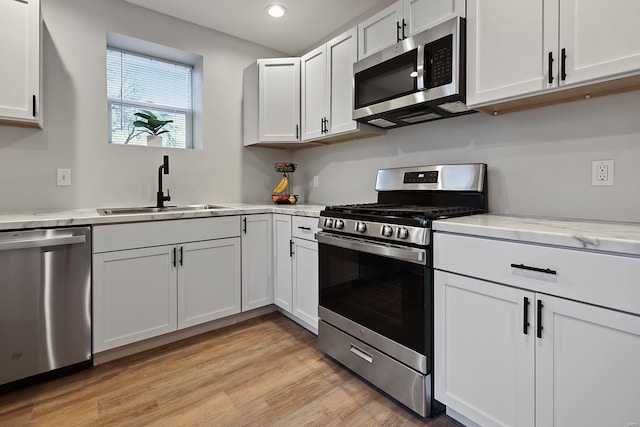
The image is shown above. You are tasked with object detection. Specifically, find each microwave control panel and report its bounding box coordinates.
[426,34,453,89]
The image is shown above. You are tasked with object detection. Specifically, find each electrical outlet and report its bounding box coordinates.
[313,175,319,188]
[591,160,614,186]
[56,168,72,187]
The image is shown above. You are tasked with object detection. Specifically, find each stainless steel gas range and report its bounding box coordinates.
[316,163,487,417]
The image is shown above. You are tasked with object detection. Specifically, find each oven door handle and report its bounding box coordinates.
[316,232,427,265]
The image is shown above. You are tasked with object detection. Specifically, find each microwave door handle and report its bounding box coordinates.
[417,43,426,91]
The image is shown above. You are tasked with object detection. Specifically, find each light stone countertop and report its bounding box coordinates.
[0,203,326,232]
[433,214,640,256]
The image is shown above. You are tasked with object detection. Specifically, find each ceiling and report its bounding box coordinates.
[122,0,394,55]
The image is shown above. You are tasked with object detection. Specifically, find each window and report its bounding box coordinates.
[107,48,193,148]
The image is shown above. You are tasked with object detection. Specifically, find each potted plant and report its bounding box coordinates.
[127,110,173,146]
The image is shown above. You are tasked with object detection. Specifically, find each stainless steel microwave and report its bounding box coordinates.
[353,16,475,129]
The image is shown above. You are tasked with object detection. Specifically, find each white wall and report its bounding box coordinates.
[294,90,640,223]
[0,0,292,213]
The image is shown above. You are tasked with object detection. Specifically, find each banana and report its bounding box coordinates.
[273,174,289,194]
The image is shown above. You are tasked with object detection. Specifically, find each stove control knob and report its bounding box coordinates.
[381,225,394,237]
[355,222,367,233]
[397,227,409,239]
[334,220,345,230]
[324,218,334,228]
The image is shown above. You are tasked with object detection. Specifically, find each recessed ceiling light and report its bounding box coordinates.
[266,4,287,18]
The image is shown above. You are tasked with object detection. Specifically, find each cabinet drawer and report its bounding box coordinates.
[94,216,241,253]
[291,216,320,240]
[434,232,640,315]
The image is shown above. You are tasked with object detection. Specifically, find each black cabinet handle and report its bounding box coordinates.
[179,246,184,266]
[243,217,247,234]
[324,117,329,133]
[523,297,530,335]
[510,263,557,275]
[32,95,36,117]
[537,299,544,339]
[297,226,311,231]
[548,52,554,84]
[402,19,407,40]
[289,240,294,257]
[396,21,402,43]
[172,247,177,268]
[295,124,299,139]
[561,48,567,81]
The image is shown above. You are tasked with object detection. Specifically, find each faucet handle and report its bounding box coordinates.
[166,188,171,201]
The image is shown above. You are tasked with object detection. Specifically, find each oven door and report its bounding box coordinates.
[316,232,431,373]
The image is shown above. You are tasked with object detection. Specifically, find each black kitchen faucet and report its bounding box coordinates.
[156,155,171,208]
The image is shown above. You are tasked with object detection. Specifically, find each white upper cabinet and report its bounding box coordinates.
[358,2,404,59]
[559,0,640,85]
[326,29,360,136]
[466,0,553,106]
[467,0,640,111]
[0,0,41,127]
[301,28,375,142]
[301,45,328,141]
[358,0,465,59]
[243,58,301,145]
[404,0,466,36]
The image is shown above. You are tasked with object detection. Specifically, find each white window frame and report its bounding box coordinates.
[106,32,203,149]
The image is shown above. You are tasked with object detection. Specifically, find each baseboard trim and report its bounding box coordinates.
[94,306,276,365]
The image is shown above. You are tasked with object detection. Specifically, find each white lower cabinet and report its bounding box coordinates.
[241,214,273,311]
[291,237,319,331]
[93,245,178,353]
[273,214,293,312]
[273,214,320,333]
[434,232,640,427]
[93,217,241,353]
[178,239,241,329]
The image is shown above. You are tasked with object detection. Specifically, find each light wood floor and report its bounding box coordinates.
[0,313,460,426]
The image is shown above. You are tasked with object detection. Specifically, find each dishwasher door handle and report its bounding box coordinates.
[0,234,86,251]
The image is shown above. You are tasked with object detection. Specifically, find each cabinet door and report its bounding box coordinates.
[292,237,319,333]
[358,2,404,59]
[559,0,640,86]
[435,271,535,427]
[0,0,40,123]
[326,28,358,136]
[177,238,241,329]
[301,45,327,141]
[536,296,640,427]
[240,214,273,311]
[466,0,558,107]
[258,58,300,142]
[273,214,293,313]
[404,0,465,36]
[93,246,177,352]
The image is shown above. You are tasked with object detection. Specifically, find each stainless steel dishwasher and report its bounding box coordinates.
[0,227,92,388]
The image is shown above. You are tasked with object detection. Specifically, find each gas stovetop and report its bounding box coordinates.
[319,204,484,247]
[318,164,487,247]
[323,203,483,222]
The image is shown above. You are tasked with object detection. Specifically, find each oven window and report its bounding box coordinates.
[354,50,418,109]
[319,243,427,354]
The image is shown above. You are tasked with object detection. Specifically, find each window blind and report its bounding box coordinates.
[107,48,193,148]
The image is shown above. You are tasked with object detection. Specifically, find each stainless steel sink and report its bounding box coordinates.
[97,204,225,216]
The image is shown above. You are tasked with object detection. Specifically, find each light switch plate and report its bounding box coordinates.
[57,168,71,186]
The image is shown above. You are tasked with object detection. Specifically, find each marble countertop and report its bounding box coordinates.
[0,203,326,231]
[433,214,640,256]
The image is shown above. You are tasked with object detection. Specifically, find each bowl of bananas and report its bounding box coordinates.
[273,163,297,204]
